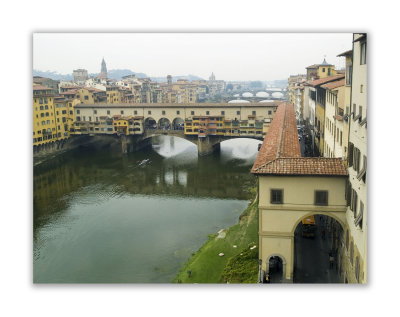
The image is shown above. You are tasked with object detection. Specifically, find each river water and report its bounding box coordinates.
[33,136,261,283]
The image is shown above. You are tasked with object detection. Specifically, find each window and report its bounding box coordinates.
[121,110,124,115]
[348,142,354,166]
[39,98,43,104]
[351,189,358,217]
[268,110,272,115]
[69,111,73,115]
[221,111,225,115]
[191,111,195,115]
[346,65,352,85]
[107,110,110,115]
[357,155,367,183]
[77,110,80,114]
[350,242,354,265]
[353,147,361,172]
[134,110,138,115]
[177,110,180,115]
[148,111,152,115]
[94,110,97,114]
[322,68,325,72]
[360,85,363,93]
[355,200,364,229]
[206,111,210,115]
[45,105,48,110]
[270,189,283,204]
[252,111,256,115]
[360,41,366,65]
[328,68,331,76]
[89,117,92,122]
[315,190,328,205]
[162,110,166,115]
[46,120,50,124]
[237,111,240,115]
[62,110,67,115]
[355,257,360,282]
[41,113,44,117]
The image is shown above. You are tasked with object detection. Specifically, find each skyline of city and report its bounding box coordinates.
[33,33,352,81]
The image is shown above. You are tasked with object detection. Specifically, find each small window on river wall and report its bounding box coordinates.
[270,189,283,204]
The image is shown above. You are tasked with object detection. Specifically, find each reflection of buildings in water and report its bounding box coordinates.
[177,171,187,186]
[164,169,174,185]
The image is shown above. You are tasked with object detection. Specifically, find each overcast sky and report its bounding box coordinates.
[33,33,353,81]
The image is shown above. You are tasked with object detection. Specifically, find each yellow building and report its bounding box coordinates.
[306,59,337,81]
[251,103,349,283]
[76,88,107,104]
[106,86,121,103]
[33,85,58,146]
[307,74,345,156]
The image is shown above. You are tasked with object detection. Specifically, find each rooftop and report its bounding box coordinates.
[251,102,347,176]
[321,78,345,90]
[307,74,345,87]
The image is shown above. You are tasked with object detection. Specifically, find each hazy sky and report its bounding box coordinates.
[33,33,353,81]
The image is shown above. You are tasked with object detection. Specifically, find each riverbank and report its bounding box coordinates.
[173,184,259,283]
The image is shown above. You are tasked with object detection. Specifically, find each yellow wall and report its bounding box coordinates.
[317,65,336,79]
[258,175,347,281]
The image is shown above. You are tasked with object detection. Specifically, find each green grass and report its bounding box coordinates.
[173,186,259,283]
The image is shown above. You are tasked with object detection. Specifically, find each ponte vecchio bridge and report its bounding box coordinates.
[72,102,283,155]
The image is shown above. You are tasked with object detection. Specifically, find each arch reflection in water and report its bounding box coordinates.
[220,138,262,165]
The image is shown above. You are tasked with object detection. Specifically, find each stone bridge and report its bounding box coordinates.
[122,128,263,155]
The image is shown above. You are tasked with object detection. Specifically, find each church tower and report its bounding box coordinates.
[100,57,108,79]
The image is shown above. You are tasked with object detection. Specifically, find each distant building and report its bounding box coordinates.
[306,58,337,81]
[73,69,88,85]
[99,58,108,79]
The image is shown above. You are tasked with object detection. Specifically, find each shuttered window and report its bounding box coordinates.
[357,155,367,183]
[348,142,354,166]
[355,201,364,229]
[315,190,328,206]
[270,189,283,204]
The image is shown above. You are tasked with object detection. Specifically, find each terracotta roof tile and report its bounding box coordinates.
[307,74,345,87]
[251,102,347,177]
[253,157,347,176]
[321,78,345,90]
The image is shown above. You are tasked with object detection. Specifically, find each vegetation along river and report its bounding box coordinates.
[33,136,262,283]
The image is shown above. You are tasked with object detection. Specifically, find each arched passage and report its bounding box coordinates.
[265,254,286,283]
[144,117,156,130]
[293,213,344,283]
[172,117,184,130]
[158,118,171,130]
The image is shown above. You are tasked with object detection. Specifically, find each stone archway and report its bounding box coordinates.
[144,117,156,130]
[293,213,344,283]
[266,254,286,283]
[158,118,171,130]
[172,117,184,130]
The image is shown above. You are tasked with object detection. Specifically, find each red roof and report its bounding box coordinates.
[307,74,345,87]
[252,157,347,176]
[33,85,51,91]
[321,78,345,90]
[251,102,347,176]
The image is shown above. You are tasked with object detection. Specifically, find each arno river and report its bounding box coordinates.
[33,136,262,283]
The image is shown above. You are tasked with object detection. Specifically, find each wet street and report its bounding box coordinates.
[293,216,341,283]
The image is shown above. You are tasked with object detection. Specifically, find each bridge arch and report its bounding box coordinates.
[172,117,184,130]
[158,117,171,130]
[144,117,157,129]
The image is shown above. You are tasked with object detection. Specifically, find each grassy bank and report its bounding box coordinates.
[173,185,259,283]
